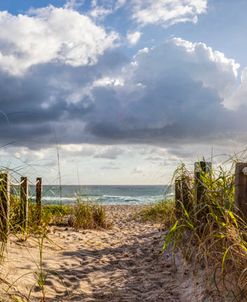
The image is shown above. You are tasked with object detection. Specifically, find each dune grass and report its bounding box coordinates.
[8,197,110,232]
[68,200,110,230]
[163,162,247,301]
[139,200,176,227]
[5,161,247,300]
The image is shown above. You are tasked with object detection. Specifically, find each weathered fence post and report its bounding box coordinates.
[36,177,42,224]
[235,163,247,217]
[20,177,28,231]
[175,175,191,216]
[0,172,10,242]
[194,161,212,203]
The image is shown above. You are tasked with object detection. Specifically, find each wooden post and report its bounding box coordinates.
[36,177,42,224]
[20,177,28,231]
[194,161,212,203]
[0,172,10,242]
[235,163,247,217]
[175,175,191,217]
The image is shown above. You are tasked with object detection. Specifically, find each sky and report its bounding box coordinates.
[0,0,247,185]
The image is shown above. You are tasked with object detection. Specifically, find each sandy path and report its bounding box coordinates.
[0,205,182,302]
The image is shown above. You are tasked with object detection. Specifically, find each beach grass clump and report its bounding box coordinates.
[41,204,71,226]
[17,203,73,234]
[163,162,247,300]
[69,200,109,230]
[139,200,176,226]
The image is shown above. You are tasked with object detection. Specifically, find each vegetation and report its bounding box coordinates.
[68,200,110,230]
[163,162,247,301]
[139,200,176,227]
[8,198,109,232]
[0,198,110,301]
[4,160,247,301]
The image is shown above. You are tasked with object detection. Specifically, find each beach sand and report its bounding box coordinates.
[0,205,211,302]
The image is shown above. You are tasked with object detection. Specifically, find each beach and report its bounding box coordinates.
[1,205,178,301]
[0,205,211,302]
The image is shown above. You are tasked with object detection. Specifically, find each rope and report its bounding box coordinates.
[10,179,27,186]
[10,179,42,186]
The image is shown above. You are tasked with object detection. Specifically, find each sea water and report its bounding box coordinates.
[26,185,173,205]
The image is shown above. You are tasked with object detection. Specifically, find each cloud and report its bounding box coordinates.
[88,0,124,20]
[0,35,246,150]
[116,0,127,10]
[83,0,207,28]
[0,6,118,75]
[225,67,247,109]
[60,144,97,156]
[0,45,128,147]
[132,166,145,174]
[59,144,125,159]
[145,156,164,162]
[64,0,85,10]
[5,146,57,169]
[166,146,194,158]
[85,38,243,145]
[94,146,125,159]
[89,6,113,19]
[131,0,207,26]
[100,161,121,170]
[89,1,115,19]
[127,31,142,45]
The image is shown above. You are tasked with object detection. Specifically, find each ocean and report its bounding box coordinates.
[26,185,173,205]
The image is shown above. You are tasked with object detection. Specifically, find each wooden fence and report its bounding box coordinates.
[1,162,247,241]
[175,161,247,219]
[0,172,42,241]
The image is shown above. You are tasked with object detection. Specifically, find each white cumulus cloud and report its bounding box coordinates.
[224,68,247,109]
[0,6,118,75]
[131,0,207,26]
[171,38,239,98]
[127,31,142,45]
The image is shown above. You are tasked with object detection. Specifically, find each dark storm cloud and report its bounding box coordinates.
[86,79,233,144]
[82,39,244,145]
[0,38,246,149]
[0,50,128,148]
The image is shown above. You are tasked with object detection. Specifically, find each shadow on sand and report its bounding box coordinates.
[44,228,180,302]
